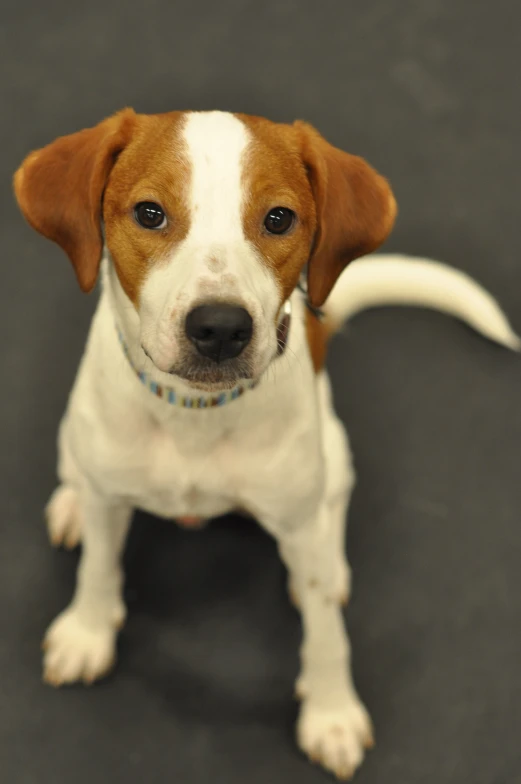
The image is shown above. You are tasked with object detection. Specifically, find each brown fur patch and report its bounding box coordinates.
[238,113,396,356]
[14,109,137,292]
[15,109,396,337]
[14,110,192,305]
[305,309,334,373]
[238,114,317,314]
[103,112,191,304]
[295,121,397,307]
[206,255,225,273]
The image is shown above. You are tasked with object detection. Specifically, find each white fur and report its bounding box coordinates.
[41,112,519,780]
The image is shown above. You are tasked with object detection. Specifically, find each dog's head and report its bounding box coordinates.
[14,110,396,389]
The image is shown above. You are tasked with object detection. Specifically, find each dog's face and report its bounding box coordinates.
[14,110,396,389]
[104,112,319,387]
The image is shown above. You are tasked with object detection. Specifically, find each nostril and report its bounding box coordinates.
[232,329,250,342]
[185,304,253,362]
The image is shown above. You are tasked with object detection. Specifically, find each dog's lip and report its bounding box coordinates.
[168,367,253,392]
[141,344,155,363]
[140,347,250,391]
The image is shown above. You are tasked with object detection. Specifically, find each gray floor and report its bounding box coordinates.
[2,2,521,782]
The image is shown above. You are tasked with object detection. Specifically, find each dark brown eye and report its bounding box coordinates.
[134,202,166,230]
[264,207,295,235]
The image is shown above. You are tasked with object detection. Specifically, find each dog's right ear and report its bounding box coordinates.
[295,121,397,308]
[13,109,136,292]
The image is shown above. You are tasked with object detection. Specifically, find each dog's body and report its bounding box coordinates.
[14,110,518,780]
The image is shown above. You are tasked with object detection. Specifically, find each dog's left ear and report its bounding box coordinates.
[295,121,397,308]
[13,108,136,293]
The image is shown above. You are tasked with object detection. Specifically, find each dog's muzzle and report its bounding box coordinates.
[276,299,292,356]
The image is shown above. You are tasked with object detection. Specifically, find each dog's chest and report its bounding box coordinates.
[121,423,243,519]
[95,407,304,522]
[67,311,323,524]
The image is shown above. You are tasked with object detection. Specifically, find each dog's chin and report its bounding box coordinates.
[167,358,255,393]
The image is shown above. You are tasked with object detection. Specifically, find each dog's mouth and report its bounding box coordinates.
[141,344,251,391]
[168,355,255,392]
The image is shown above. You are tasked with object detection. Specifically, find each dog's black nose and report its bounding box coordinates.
[185,304,253,362]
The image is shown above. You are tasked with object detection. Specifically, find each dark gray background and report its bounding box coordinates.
[2,1,521,782]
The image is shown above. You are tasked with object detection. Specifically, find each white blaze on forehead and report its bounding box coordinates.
[138,110,281,379]
[182,111,251,245]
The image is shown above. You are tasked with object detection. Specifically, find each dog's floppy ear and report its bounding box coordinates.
[295,121,397,308]
[13,109,136,292]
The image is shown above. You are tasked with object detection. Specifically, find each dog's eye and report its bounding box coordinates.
[264,207,295,235]
[134,202,166,230]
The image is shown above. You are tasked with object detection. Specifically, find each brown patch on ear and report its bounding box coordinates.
[305,309,338,372]
[13,109,137,292]
[295,121,397,308]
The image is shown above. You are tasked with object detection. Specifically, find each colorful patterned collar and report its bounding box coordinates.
[116,327,256,408]
[116,299,292,410]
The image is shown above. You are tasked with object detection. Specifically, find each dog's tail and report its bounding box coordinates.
[324,253,520,350]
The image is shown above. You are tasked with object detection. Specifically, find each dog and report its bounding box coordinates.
[14,109,519,780]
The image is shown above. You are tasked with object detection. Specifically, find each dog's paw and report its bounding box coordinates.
[45,485,83,549]
[43,609,117,686]
[297,696,373,780]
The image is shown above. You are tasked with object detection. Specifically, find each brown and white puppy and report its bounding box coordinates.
[14,109,518,780]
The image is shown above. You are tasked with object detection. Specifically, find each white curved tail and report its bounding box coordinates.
[325,254,520,351]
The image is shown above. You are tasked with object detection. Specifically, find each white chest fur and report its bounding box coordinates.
[58,281,327,531]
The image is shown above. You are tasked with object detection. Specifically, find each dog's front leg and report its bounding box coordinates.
[43,486,132,686]
[277,506,372,780]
